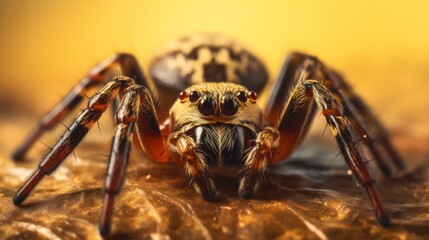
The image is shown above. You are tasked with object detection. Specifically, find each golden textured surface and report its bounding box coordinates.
[0,114,428,239]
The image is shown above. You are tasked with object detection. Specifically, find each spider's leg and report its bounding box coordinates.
[239,127,280,198]
[168,132,216,200]
[309,80,390,225]
[12,53,153,161]
[99,85,168,236]
[100,114,134,237]
[12,77,133,205]
[277,80,390,226]
[264,53,321,160]
[264,52,322,127]
[326,70,405,174]
[265,52,403,176]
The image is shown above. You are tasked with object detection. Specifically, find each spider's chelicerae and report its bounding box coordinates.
[12,34,404,236]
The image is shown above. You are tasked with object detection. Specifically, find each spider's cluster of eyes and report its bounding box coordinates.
[178,90,257,116]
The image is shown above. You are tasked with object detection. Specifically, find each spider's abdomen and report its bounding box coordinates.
[185,124,256,167]
[150,33,268,93]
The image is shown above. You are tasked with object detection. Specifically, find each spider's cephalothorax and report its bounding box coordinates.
[11,33,405,236]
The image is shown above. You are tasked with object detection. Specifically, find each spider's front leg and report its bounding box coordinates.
[12,77,134,205]
[99,85,169,236]
[12,53,153,161]
[307,80,390,225]
[12,76,169,236]
[263,53,401,226]
[265,53,404,176]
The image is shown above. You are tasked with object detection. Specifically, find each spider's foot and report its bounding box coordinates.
[12,194,26,205]
[11,148,25,161]
[99,224,111,237]
[238,171,264,199]
[380,165,393,178]
[99,193,115,237]
[191,174,217,201]
[239,188,255,199]
[12,169,45,205]
[376,210,391,227]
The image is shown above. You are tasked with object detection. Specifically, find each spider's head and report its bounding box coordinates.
[169,83,262,131]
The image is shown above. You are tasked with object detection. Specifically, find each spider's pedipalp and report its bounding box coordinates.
[168,132,217,200]
[239,127,279,198]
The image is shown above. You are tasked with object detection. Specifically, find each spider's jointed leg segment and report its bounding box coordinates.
[267,52,403,177]
[281,79,389,226]
[100,120,134,237]
[310,80,390,225]
[328,71,405,174]
[99,85,165,236]
[12,53,152,161]
[13,77,134,205]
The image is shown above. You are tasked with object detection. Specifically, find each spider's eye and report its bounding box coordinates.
[249,91,257,103]
[221,93,238,116]
[198,95,216,116]
[179,91,188,103]
[236,91,248,102]
[189,91,200,102]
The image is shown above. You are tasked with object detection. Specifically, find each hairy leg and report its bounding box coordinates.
[12,53,155,160]
[274,79,390,226]
[13,77,134,205]
[265,52,403,176]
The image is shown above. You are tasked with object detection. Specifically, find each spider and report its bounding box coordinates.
[11,33,404,236]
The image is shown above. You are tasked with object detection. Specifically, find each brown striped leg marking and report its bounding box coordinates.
[265,52,404,177]
[12,77,133,205]
[302,80,389,226]
[98,85,167,236]
[239,127,280,199]
[168,132,216,200]
[326,70,405,175]
[12,53,154,161]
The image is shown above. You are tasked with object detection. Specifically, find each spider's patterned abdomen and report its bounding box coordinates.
[149,33,268,93]
[185,124,256,167]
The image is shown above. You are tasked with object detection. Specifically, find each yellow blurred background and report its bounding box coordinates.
[0,0,428,139]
